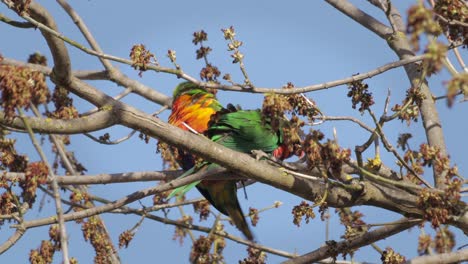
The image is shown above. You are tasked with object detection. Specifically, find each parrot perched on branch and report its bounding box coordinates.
[167,82,293,240]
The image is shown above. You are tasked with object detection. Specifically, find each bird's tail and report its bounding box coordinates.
[202,181,254,241]
[224,188,254,241]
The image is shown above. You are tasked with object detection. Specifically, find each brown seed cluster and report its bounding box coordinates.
[248,207,259,227]
[239,246,267,264]
[337,208,367,240]
[193,199,211,221]
[417,233,432,255]
[189,235,213,264]
[407,3,443,51]
[418,179,463,228]
[193,30,208,45]
[392,87,425,126]
[129,44,155,77]
[69,190,116,263]
[191,30,221,83]
[173,215,193,245]
[29,225,62,264]
[445,73,468,107]
[19,161,49,206]
[262,83,321,124]
[424,41,447,76]
[200,64,220,82]
[118,230,135,249]
[434,0,468,46]
[303,131,351,179]
[156,141,182,170]
[381,248,406,264]
[347,80,374,113]
[47,85,78,121]
[291,201,315,227]
[82,215,116,264]
[434,226,455,254]
[396,133,412,151]
[0,65,49,119]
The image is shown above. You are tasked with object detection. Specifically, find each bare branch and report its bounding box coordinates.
[316,115,374,133]
[0,171,181,185]
[282,218,419,264]
[18,107,70,264]
[0,57,108,80]
[17,166,224,229]
[0,12,34,28]
[55,0,172,106]
[405,248,468,264]
[325,0,392,39]
[0,110,117,134]
[325,0,450,188]
[0,229,25,254]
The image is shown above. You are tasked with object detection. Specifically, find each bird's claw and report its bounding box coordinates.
[251,150,270,161]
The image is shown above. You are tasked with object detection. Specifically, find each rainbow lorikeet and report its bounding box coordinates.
[168,82,292,240]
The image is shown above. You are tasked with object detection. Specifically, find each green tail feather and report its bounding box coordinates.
[167,163,215,199]
[167,167,200,199]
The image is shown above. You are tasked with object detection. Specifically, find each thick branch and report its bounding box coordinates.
[324,0,392,39]
[0,110,117,134]
[405,248,468,264]
[0,229,25,254]
[28,1,72,84]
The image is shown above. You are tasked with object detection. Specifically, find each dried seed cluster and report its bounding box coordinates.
[291,201,315,227]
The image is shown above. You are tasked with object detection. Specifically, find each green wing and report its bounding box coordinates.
[208,110,280,153]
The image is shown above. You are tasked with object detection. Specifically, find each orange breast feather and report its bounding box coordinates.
[169,94,217,133]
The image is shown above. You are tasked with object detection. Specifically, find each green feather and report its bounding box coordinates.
[167,167,200,199]
[208,110,280,152]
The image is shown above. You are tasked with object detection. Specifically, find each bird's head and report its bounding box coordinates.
[172,82,217,100]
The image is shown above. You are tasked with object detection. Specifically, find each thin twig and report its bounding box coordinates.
[84,193,297,259]
[14,167,227,229]
[368,110,433,188]
[0,12,34,28]
[17,107,70,264]
[315,115,374,133]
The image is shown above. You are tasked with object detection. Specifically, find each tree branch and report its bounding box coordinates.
[282,218,419,264]
[18,107,70,264]
[323,0,450,188]
[405,248,468,264]
[55,0,172,107]
[324,0,393,39]
[0,228,25,254]
[0,110,117,134]
[16,166,223,229]
[0,171,181,185]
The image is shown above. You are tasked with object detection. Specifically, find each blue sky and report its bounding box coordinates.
[1,1,466,263]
